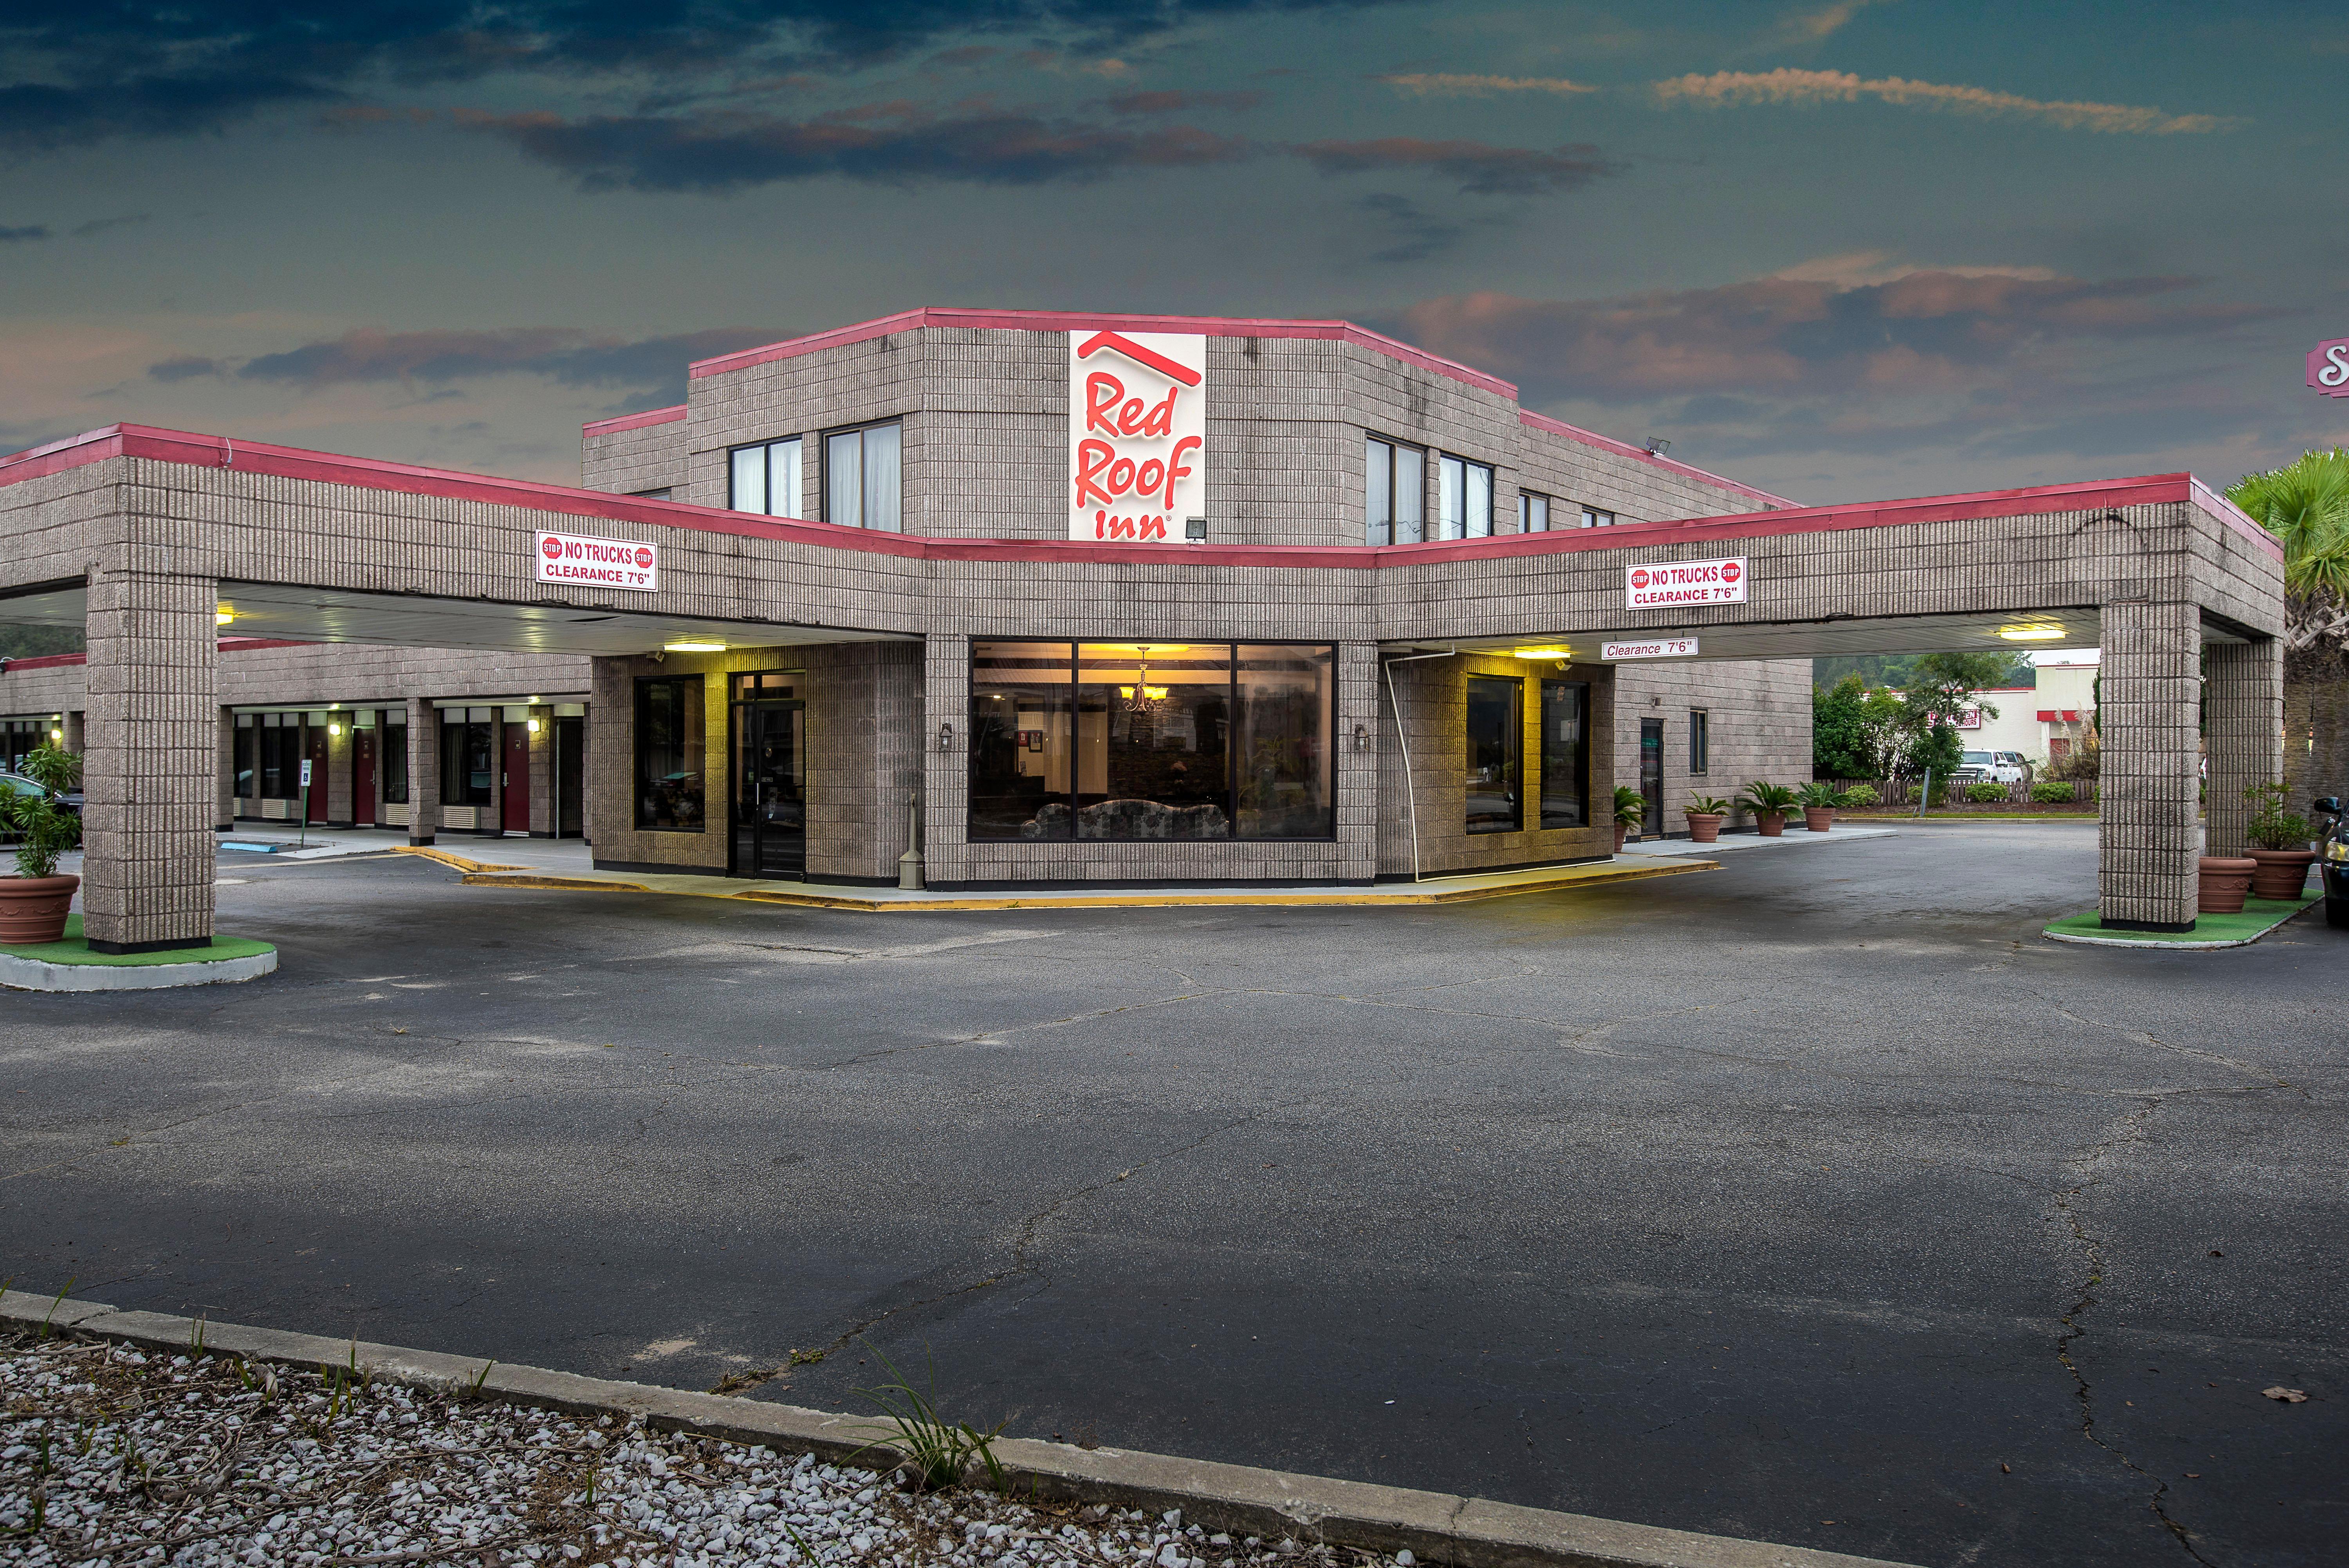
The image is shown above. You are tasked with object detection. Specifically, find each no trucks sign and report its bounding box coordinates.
[536,530,657,590]
[1626,557,1746,609]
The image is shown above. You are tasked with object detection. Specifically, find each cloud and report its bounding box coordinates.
[70,213,149,238]
[1771,0,1894,45]
[1099,88,1263,114]
[179,324,790,406]
[1298,137,1619,195]
[1377,73,1596,97]
[1651,68,2239,134]
[1353,193,1469,263]
[1392,262,2282,403]
[460,103,1257,191]
[147,355,226,382]
[0,224,48,242]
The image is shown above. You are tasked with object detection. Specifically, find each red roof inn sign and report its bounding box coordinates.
[1069,330,1205,542]
[2310,337,2349,396]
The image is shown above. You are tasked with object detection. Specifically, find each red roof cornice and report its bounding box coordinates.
[1515,410,1796,509]
[581,404,687,438]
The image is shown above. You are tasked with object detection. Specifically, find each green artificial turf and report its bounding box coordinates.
[0,914,276,967]
[2044,892,2324,946]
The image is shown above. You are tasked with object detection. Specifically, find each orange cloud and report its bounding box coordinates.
[1652,68,2239,134]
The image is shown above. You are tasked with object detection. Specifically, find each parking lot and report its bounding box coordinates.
[4,824,2342,1568]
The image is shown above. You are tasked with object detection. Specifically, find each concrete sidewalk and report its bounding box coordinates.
[1618,826,1899,859]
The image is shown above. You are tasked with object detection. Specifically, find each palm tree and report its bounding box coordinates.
[2228,448,2349,814]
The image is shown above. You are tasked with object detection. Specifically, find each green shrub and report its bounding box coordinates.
[2031,780,2075,805]
[1965,781,2009,803]
[1838,784,1879,809]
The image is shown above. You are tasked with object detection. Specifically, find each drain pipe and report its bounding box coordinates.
[1382,646,1459,884]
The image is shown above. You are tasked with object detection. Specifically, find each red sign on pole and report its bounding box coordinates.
[2308,337,2349,397]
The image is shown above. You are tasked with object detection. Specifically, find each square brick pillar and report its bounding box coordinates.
[2098,601,2201,930]
[1335,642,1379,882]
[215,709,235,830]
[82,569,217,952]
[529,704,554,835]
[2203,639,2283,858]
[63,711,83,755]
[405,697,438,845]
[923,634,970,886]
[325,718,355,824]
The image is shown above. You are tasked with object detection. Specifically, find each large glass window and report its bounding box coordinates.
[382,716,409,803]
[727,438,803,518]
[1689,709,1710,774]
[825,422,902,532]
[1439,454,1494,540]
[259,713,301,799]
[1540,681,1588,830]
[1364,435,1424,545]
[1465,675,1521,834]
[440,709,492,807]
[635,677,705,830]
[1520,492,1550,532]
[234,715,257,798]
[968,642,1333,841]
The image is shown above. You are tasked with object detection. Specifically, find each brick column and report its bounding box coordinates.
[529,705,554,835]
[1335,642,1379,882]
[406,697,438,845]
[63,711,83,755]
[82,568,216,952]
[326,719,354,824]
[215,709,235,830]
[923,633,969,886]
[2203,639,2283,858]
[2098,601,2201,930]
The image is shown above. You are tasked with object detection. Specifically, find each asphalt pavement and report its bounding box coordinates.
[3,824,2341,1568]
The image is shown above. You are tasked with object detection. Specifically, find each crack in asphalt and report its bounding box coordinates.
[2050,1093,2217,1568]
[2052,1007,2309,1100]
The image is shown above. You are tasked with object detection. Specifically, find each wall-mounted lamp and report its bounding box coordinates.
[328,722,343,737]
[938,722,954,752]
[49,728,63,743]
[1351,722,1370,752]
[1644,437,1671,456]
[527,718,542,734]
[1185,516,1207,544]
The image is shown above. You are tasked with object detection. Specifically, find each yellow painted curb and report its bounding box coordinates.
[393,845,530,873]
[462,873,648,892]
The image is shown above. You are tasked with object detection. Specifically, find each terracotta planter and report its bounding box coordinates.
[0,873,78,945]
[1756,812,1786,838]
[1613,824,1628,853]
[1802,807,1833,832]
[1687,813,1724,844]
[2197,857,2255,915]
[2246,848,2318,900]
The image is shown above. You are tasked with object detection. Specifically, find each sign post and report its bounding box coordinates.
[298,757,313,848]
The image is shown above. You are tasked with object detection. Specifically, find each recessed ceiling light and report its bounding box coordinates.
[664,641,727,653]
[1512,647,1571,660]
[1998,626,2066,641]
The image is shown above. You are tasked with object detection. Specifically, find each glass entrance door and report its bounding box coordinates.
[731,693,806,878]
[1638,718,1664,836]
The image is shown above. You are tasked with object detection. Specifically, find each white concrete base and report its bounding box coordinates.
[0,947,279,991]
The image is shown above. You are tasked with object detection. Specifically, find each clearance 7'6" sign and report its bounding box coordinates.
[536,530,657,590]
[1626,557,1746,609]
[1069,329,1205,542]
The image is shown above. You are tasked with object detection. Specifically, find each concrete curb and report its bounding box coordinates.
[0,1291,1913,1568]
[0,947,278,991]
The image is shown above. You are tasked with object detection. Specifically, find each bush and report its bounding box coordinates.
[1838,784,1879,809]
[1965,781,2009,803]
[2031,780,2075,805]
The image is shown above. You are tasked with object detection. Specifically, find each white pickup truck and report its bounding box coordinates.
[1951,750,2031,784]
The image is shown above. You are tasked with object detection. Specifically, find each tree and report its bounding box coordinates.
[2228,449,2349,816]
[1897,652,2013,780]
[1813,674,1875,778]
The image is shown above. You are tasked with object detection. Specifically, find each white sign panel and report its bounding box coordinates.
[536,529,657,591]
[299,759,312,787]
[1068,330,1205,543]
[1602,637,1700,661]
[1626,557,1746,609]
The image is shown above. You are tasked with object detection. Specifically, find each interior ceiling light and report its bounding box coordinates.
[215,608,235,625]
[1998,625,2066,641]
[663,641,727,653]
[1513,647,1571,660]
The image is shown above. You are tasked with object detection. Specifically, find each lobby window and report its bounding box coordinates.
[635,677,705,830]
[1520,492,1551,533]
[1540,681,1588,829]
[233,715,256,798]
[440,708,493,807]
[969,642,1334,841]
[825,421,902,532]
[259,713,301,800]
[1580,504,1616,528]
[382,713,408,804]
[1689,709,1710,774]
[728,437,802,518]
[1364,435,1425,545]
[1439,455,1494,540]
[1465,675,1521,834]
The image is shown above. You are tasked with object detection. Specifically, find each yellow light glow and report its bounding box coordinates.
[215,608,235,625]
[328,723,343,737]
[527,718,542,734]
[663,641,727,653]
[1115,686,1172,701]
[49,729,63,742]
[1998,626,2066,641]
[1512,648,1571,660]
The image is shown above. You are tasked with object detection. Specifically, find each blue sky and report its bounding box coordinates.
[3,0,2343,503]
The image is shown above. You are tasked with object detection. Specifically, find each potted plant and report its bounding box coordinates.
[2243,781,2317,899]
[2199,855,2255,914]
[1611,786,1646,852]
[1795,782,1840,832]
[1685,794,1729,844]
[1739,780,1797,837]
[0,743,83,945]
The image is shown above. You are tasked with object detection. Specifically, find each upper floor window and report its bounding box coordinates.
[825,421,902,532]
[1580,504,1615,528]
[728,438,801,518]
[1520,492,1551,533]
[1364,435,1424,545]
[1439,455,1494,540]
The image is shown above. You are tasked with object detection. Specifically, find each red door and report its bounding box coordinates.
[501,722,532,834]
[305,727,330,823]
[353,729,377,826]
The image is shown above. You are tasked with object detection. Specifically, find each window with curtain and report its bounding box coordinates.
[1439,455,1494,540]
[1540,681,1587,829]
[635,678,705,830]
[1580,504,1615,528]
[1465,675,1521,833]
[728,438,803,518]
[1364,435,1425,545]
[440,710,493,807]
[1520,492,1551,532]
[825,422,902,531]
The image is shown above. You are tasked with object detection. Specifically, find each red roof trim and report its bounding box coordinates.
[0,651,85,671]
[684,307,1518,399]
[0,427,2271,573]
[0,638,316,678]
[582,404,687,438]
[1515,410,1797,509]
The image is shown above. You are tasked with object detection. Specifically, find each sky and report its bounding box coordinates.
[4,0,2346,506]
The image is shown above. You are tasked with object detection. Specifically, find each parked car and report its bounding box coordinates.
[2317,797,2349,929]
[2,771,81,817]
[1951,749,2030,785]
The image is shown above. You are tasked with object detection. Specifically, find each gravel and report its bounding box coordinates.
[2,1328,1378,1568]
